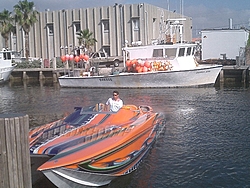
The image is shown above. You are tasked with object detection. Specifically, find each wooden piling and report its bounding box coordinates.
[39,71,45,80]
[220,69,224,84]
[0,114,32,188]
[22,71,29,80]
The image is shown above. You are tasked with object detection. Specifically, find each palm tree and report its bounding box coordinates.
[247,33,250,47]
[0,9,14,48]
[76,28,97,55]
[14,0,38,60]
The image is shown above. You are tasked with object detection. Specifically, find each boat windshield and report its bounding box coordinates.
[165,48,177,59]
[153,48,177,60]
[153,49,163,57]
[178,48,185,57]
[187,47,192,56]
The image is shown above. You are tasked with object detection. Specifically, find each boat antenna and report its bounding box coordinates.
[158,9,165,44]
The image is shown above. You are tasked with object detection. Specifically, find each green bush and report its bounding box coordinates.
[14,58,65,69]
[14,59,42,68]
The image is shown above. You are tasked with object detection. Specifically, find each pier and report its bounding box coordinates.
[10,66,250,85]
[220,65,249,86]
[10,68,64,82]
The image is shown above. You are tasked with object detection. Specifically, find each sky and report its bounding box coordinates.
[1,0,250,38]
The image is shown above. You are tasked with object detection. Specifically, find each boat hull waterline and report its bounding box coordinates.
[29,105,166,187]
[58,65,222,88]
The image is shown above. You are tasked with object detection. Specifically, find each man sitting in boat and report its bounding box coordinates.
[105,90,123,112]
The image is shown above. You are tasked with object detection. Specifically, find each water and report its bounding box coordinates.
[1,80,250,188]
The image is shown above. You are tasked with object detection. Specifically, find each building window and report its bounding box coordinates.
[103,46,110,56]
[132,19,139,31]
[12,26,17,36]
[47,24,54,35]
[74,22,80,33]
[102,21,109,33]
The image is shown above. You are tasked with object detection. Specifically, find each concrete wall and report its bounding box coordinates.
[201,29,249,60]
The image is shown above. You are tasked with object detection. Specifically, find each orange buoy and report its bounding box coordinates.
[60,55,66,62]
[137,67,143,73]
[135,65,141,72]
[142,66,148,72]
[144,61,151,68]
[65,54,70,60]
[69,54,74,61]
[83,55,89,61]
[126,60,131,67]
[74,56,80,62]
[79,54,85,60]
[131,59,138,66]
[139,60,144,67]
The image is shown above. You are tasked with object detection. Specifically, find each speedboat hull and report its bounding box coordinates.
[43,168,116,187]
[58,65,222,88]
[30,105,165,187]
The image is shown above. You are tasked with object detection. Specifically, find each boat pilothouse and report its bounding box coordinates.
[124,43,198,72]
[0,48,16,82]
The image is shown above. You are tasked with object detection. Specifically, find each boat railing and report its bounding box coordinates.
[135,57,174,62]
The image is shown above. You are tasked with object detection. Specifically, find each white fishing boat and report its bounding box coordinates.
[0,48,16,83]
[58,18,222,88]
[58,42,222,88]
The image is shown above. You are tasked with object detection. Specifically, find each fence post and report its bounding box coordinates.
[0,114,31,188]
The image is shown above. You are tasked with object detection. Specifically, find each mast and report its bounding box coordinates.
[167,18,186,43]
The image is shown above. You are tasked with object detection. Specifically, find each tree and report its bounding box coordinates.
[247,32,250,48]
[14,0,38,60]
[0,9,14,48]
[76,28,97,55]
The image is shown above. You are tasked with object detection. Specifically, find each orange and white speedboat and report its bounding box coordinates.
[29,104,165,187]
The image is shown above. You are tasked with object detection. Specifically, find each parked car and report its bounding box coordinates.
[89,51,123,67]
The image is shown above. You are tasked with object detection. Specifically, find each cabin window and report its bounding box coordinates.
[192,47,196,55]
[93,53,99,58]
[187,47,192,56]
[153,49,163,57]
[165,48,176,59]
[100,52,106,57]
[178,48,185,57]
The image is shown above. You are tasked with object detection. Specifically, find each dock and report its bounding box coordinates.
[10,66,250,85]
[220,65,249,85]
[10,68,65,82]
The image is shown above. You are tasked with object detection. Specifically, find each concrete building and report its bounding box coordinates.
[1,3,192,62]
[201,29,249,60]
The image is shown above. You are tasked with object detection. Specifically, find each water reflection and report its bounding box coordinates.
[1,80,250,188]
